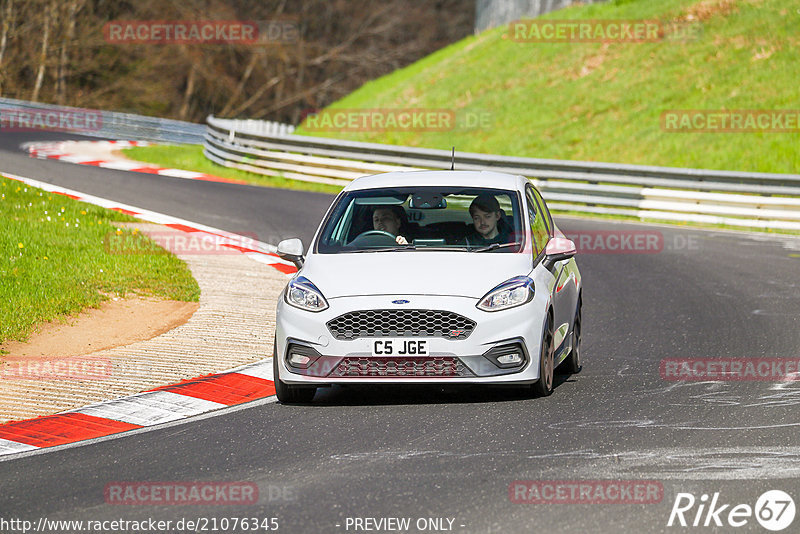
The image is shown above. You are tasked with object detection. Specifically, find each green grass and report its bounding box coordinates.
[123,144,343,195]
[0,176,200,345]
[297,0,800,174]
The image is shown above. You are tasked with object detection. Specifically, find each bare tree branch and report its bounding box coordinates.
[32,1,54,102]
[219,51,260,117]
[0,0,14,95]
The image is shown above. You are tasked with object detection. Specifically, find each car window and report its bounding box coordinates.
[532,187,554,238]
[525,186,549,256]
[316,186,523,253]
[531,187,555,241]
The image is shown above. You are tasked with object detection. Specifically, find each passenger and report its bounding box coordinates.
[465,194,510,247]
[372,206,411,245]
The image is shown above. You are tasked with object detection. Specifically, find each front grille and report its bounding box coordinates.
[326,309,476,340]
[328,356,474,377]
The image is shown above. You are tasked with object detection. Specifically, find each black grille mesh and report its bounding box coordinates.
[328,356,473,377]
[326,309,475,340]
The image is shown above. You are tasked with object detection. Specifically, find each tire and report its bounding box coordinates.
[531,312,555,397]
[273,340,317,404]
[559,300,582,375]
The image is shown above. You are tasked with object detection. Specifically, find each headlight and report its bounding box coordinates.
[476,276,534,312]
[285,276,329,312]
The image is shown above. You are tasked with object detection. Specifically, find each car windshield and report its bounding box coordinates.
[316,186,523,253]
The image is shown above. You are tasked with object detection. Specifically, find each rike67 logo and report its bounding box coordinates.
[668,490,795,531]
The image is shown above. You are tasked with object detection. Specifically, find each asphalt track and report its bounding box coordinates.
[2,131,800,533]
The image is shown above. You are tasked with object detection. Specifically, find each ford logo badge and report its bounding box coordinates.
[392,299,410,304]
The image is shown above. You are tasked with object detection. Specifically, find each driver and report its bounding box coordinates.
[464,194,510,247]
[372,206,410,245]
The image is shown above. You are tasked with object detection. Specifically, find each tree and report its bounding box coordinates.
[0,0,474,122]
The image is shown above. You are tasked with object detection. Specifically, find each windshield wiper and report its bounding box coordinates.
[380,245,418,252]
[345,245,417,253]
[419,246,470,251]
[345,245,472,253]
[471,241,522,252]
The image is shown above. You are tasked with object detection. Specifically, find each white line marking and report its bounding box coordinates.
[233,360,274,381]
[157,169,207,179]
[57,156,101,164]
[0,438,39,454]
[98,160,150,170]
[69,391,227,427]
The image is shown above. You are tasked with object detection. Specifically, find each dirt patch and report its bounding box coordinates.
[751,45,776,62]
[1,297,198,359]
[574,43,611,79]
[680,0,738,22]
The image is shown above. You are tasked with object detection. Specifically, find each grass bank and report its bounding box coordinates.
[298,0,799,174]
[0,176,200,344]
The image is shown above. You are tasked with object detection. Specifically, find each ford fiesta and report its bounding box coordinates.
[273,170,582,403]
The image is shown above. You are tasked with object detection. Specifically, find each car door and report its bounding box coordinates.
[528,185,574,352]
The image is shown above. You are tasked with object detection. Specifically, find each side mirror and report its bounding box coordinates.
[277,238,305,269]
[542,237,576,270]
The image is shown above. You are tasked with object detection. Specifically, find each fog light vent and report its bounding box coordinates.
[483,341,528,369]
[496,353,522,365]
[289,353,312,366]
[285,343,321,369]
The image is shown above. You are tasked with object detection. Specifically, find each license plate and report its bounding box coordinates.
[372,338,428,356]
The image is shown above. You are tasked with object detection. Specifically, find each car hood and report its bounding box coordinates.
[299,252,532,299]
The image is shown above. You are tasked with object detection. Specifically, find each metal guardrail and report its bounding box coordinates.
[0,97,205,144]
[204,114,800,230]
[211,117,295,138]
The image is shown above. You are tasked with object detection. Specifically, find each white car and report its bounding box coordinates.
[274,170,582,403]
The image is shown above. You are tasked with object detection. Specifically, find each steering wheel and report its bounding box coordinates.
[349,230,398,247]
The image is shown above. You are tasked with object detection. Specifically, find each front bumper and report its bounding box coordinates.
[275,293,548,386]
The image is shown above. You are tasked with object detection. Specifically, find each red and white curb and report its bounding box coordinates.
[24,140,249,185]
[0,171,295,457]
[0,360,275,456]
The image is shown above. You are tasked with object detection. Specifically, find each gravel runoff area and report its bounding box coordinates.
[0,223,288,424]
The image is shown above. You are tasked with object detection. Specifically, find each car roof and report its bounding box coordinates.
[344,170,527,192]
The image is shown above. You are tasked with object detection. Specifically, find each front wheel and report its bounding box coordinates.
[273,341,317,403]
[531,313,555,397]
